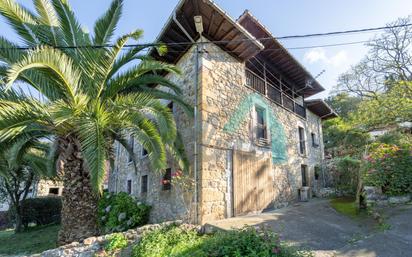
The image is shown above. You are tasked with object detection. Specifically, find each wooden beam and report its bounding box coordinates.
[178,14,196,36]
[168,27,189,43]
[207,11,216,35]
[220,27,236,42]
[213,18,226,38]
[193,0,200,15]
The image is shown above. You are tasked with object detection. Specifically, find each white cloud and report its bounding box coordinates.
[303,48,348,67]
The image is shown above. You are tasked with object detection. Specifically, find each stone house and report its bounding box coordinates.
[109,0,337,224]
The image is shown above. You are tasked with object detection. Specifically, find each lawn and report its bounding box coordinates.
[0,224,59,255]
[330,197,359,218]
[330,197,365,219]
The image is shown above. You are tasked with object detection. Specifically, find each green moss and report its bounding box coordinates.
[0,224,59,255]
[330,197,362,219]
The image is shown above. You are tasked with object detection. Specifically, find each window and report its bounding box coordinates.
[162,168,172,191]
[298,127,306,155]
[141,147,148,157]
[301,165,308,187]
[167,101,174,112]
[311,133,319,148]
[127,179,132,194]
[128,135,134,163]
[48,188,59,195]
[255,107,268,144]
[141,175,148,194]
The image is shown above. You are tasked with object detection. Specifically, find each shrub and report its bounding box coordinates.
[0,211,11,230]
[20,197,62,228]
[334,156,361,195]
[104,233,128,252]
[132,225,204,257]
[98,192,151,233]
[132,225,313,257]
[363,143,412,196]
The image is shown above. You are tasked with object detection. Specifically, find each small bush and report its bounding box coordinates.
[334,156,361,195]
[20,197,62,228]
[98,192,151,233]
[363,143,412,196]
[133,225,204,257]
[132,225,313,257]
[0,211,11,230]
[104,233,128,252]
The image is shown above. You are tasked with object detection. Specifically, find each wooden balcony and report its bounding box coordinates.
[245,68,306,118]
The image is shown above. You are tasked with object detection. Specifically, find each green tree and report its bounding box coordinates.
[0,136,50,233]
[351,81,412,129]
[324,93,361,120]
[0,0,191,244]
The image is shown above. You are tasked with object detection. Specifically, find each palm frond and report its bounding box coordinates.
[51,0,90,46]
[128,86,193,118]
[113,93,176,143]
[5,46,82,102]
[5,135,40,169]
[0,36,24,64]
[0,0,40,45]
[0,98,50,141]
[34,0,61,45]
[107,46,147,79]
[166,131,190,173]
[46,139,59,177]
[76,107,109,193]
[119,112,167,171]
[105,73,183,98]
[93,0,123,45]
[95,30,143,97]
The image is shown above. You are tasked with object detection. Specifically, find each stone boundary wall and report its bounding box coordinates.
[364,186,412,207]
[30,221,201,257]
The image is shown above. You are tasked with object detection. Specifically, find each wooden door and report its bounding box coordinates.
[233,150,273,216]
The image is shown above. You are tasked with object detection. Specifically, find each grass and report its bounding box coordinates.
[330,197,366,219]
[0,224,59,255]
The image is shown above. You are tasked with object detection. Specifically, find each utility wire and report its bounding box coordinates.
[0,23,410,51]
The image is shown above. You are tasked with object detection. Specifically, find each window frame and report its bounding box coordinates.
[301,165,308,187]
[298,127,306,155]
[311,132,319,148]
[128,135,134,163]
[127,179,132,194]
[255,106,269,145]
[141,175,148,194]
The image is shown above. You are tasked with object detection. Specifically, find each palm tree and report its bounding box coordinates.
[0,0,191,244]
[0,134,51,233]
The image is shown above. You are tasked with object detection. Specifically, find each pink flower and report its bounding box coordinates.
[272,247,281,254]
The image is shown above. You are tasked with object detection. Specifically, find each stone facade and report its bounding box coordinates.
[35,179,64,197]
[110,38,326,224]
[109,46,198,223]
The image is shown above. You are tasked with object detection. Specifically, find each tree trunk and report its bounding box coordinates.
[14,205,23,233]
[57,135,99,245]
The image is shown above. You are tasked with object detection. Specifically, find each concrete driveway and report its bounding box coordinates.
[205,199,412,257]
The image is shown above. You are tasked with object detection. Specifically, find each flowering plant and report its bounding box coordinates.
[363,143,412,196]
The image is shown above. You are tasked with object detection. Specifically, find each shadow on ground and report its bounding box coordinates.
[206,199,412,257]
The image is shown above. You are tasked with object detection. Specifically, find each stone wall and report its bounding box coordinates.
[35,179,64,197]
[363,186,412,207]
[198,40,325,223]
[109,46,198,223]
[109,38,326,225]
[31,221,200,257]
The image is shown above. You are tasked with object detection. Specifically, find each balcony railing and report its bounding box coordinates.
[245,68,306,118]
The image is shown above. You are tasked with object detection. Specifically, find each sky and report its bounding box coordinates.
[1,0,412,99]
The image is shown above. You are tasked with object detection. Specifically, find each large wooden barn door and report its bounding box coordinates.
[232,150,273,216]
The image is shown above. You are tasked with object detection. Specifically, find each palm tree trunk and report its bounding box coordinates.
[57,135,99,245]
